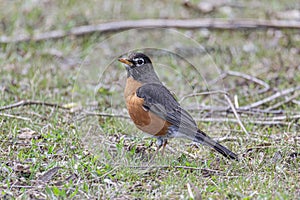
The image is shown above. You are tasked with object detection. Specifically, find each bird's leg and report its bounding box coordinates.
[148,138,166,163]
[160,139,168,156]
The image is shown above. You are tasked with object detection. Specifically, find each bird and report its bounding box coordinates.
[118,52,238,161]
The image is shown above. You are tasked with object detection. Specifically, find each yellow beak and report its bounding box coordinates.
[118,58,133,66]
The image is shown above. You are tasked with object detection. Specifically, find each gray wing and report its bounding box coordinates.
[136,83,198,134]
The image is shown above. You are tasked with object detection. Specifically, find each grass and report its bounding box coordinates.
[1,0,300,199]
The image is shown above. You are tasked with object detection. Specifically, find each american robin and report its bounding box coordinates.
[118,52,238,160]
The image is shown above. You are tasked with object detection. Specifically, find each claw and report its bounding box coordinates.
[148,138,168,164]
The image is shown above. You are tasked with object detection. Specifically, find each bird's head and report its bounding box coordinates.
[118,52,160,83]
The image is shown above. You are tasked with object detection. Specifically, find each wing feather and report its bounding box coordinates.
[136,83,198,135]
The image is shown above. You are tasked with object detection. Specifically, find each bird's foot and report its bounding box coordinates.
[148,138,168,164]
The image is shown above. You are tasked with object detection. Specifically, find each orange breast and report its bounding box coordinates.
[124,77,170,136]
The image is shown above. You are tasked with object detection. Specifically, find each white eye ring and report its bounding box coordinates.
[133,58,144,66]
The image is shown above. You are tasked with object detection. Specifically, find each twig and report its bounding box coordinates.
[18,111,47,120]
[216,136,265,143]
[292,100,300,105]
[1,19,300,43]
[0,100,69,111]
[207,70,270,94]
[187,105,285,115]
[179,90,227,103]
[8,185,34,189]
[128,165,222,173]
[195,117,293,126]
[79,111,130,119]
[262,114,300,121]
[216,136,242,143]
[187,182,195,200]
[0,113,32,121]
[224,94,250,135]
[226,70,270,94]
[264,91,300,111]
[207,73,227,87]
[240,86,300,110]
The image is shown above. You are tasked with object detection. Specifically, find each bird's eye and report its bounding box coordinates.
[134,58,144,66]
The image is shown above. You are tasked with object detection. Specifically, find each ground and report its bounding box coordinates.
[0,0,299,199]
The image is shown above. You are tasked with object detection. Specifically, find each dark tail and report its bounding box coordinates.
[195,129,238,161]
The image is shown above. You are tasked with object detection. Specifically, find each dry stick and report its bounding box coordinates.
[224,94,249,135]
[207,70,270,96]
[216,135,268,143]
[179,90,227,103]
[128,165,222,173]
[207,73,227,88]
[187,182,195,200]
[1,19,300,43]
[22,111,47,120]
[240,86,300,110]
[265,114,300,121]
[179,88,284,115]
[265,91,300,111]
[0,113,32,121]
[186,105,230,112]
[195,117,292,126]
[188,105,285,115]
[0,100,69,111]
[218,114,300,122]
[226,70,270,93]
[7,185,34,189]
[292,100,300,105]
[81,111,130,119]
